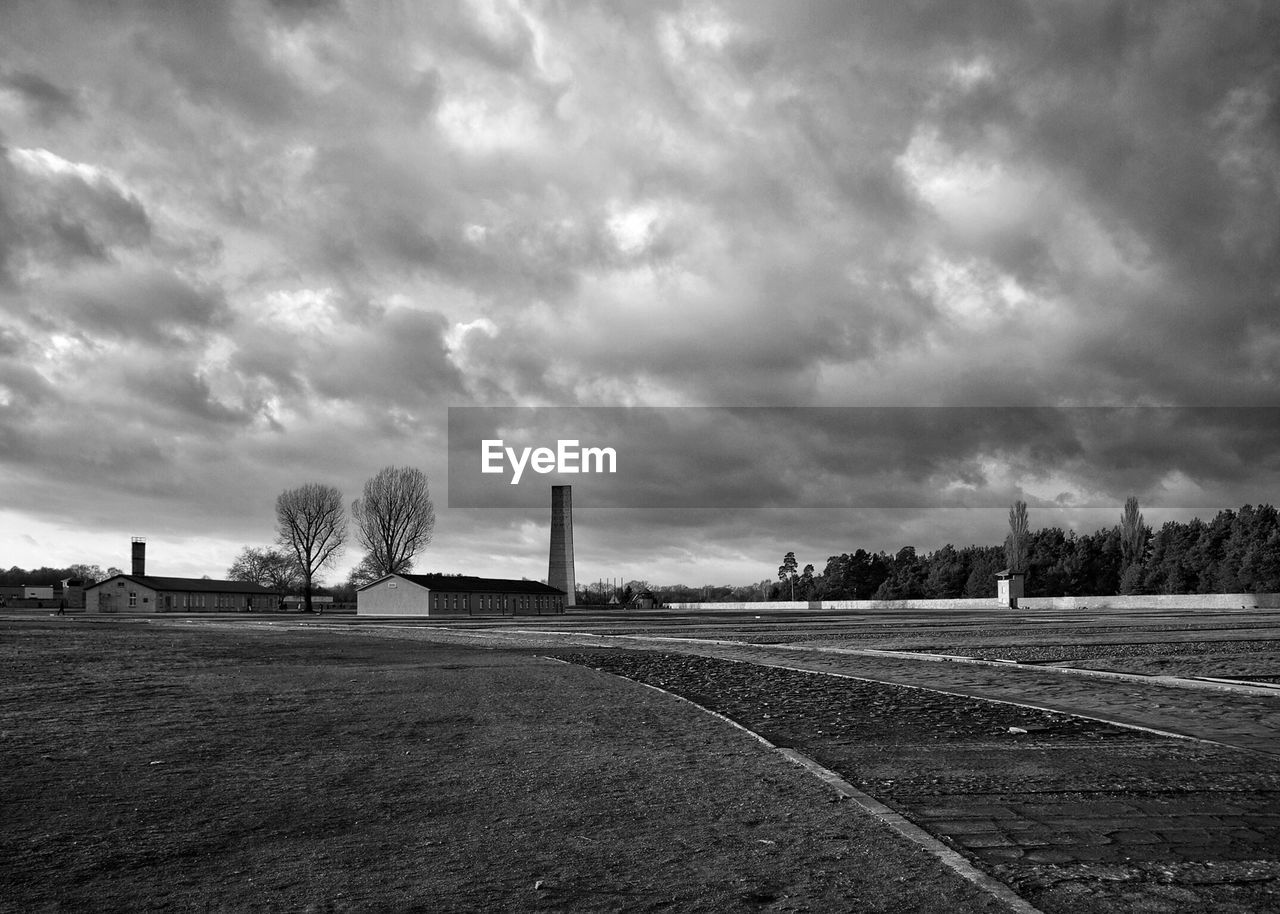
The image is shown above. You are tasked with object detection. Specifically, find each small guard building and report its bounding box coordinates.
[357,573,567,617]
[996,569,1026,608]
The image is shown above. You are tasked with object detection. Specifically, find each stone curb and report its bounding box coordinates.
[543,656,1046,914]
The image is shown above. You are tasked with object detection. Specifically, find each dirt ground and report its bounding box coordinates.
[2,619,1009,913]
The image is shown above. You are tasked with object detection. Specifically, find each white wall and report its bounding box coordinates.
[1018,593,1280,610]
[86,580,158,613]
[664,594,1280,612]
[356,577,432,616]
[664,599,999,612]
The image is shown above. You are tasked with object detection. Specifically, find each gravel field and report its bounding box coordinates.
[557,649,1280,914]
[893,639,1280,679]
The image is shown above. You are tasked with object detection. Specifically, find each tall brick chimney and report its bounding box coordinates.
[547,486,575,608]
[131,537,146,577]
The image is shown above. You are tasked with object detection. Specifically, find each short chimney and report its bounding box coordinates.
[131,537,146,577]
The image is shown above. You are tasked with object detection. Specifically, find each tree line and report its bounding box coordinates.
[727,501,1280,603]
[0,564,120,587]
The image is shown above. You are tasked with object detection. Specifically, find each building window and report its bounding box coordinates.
[128,592,137,607]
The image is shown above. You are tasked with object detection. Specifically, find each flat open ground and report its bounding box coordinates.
[3,619,1006,913]
[4,603,1279,912]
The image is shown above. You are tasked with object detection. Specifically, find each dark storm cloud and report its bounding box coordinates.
[44,269,228,346]
[267,0,340,18]
[308,307,466,405]
[900,1,1280,406]
[121,365,258,426]
[0,70,82,124]
[126,1,308,126]
[449,407,1280,511]
[0,358,60,419]
[0,148,152,274]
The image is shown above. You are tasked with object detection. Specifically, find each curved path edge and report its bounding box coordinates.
[543,656,1045,914]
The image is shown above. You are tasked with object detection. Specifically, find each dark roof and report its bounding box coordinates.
[85,574,274,594]
[363,573,565,596]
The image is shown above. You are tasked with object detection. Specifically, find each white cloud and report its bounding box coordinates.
[263,287,341,334]
[9,147,113,185]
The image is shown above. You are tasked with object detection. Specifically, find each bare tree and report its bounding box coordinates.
[227,546,301,598]
[1005,500,1029,574]
[350,466,435,580]
[275,483,347,613]
[346,554,384,589]
[1120,495,1147,571]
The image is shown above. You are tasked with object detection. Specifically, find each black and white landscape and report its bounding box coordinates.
[2,2,1278,588]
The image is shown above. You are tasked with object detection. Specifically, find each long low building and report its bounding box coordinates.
[85,574,277,613]
[357,573,566,617]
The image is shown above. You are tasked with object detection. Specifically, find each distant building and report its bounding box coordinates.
[61,579,86,609]
[0,580,84,609]
[82,538,275,613]
[84,574,276,613]
[357,573,567,617]
[629,589,659,609]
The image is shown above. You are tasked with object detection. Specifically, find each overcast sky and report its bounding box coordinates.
[2,1,1278,588]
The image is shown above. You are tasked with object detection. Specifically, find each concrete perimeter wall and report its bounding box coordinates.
[665,593,1280,612]
[664,599,998,612]
[1018,593,1280,610]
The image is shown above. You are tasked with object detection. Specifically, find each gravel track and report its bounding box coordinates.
[557,650,1280,914]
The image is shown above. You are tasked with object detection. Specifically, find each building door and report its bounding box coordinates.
[164,594,173,612]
